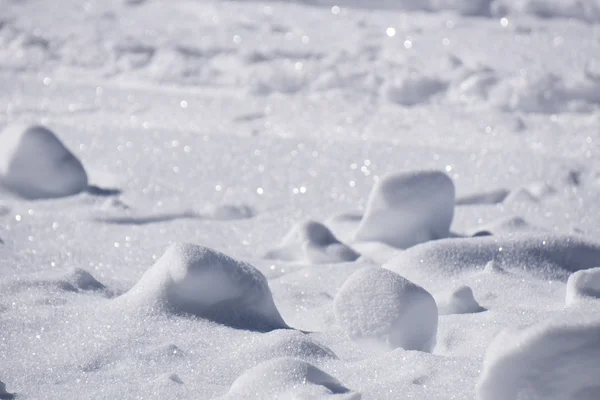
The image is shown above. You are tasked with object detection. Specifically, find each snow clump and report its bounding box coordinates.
[115,243,288,331]
[334,267,438,352]
[565,267,600,305]
[0,123,88,199]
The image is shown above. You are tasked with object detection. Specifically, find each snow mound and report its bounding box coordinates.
[504,181,557,204]
[223,357,360,400]
[265,220,360,263]
[234,330,338,363]
[334,267,438,352]
[477,317,600,400]
[382,74,447,106]
[0,124,88,199]
[115,243,288,331]
[355,171,455,249]
[63,268,106,291]
[437,286,485,315]
[566,267,600,305]
[384,234,600,286]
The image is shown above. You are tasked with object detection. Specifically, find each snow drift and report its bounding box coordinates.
[334,267,438,352]
[0,124,88,199]
[115,243,288,331]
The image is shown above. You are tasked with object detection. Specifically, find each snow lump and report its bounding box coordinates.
[115,243,288,331]
[354,171,455,249]
[334,267,438,352]
[0,123,88,199]
[565,267,600,305]
[222,357,360,400]
[265,220,360,263]
[437,286,485,315]
[477,317,600,400]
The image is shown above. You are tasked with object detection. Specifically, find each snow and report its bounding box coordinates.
[354,171,455,249]
[566,267,600,305]
[477,317,600,400]
[265,220,360,263]
[2,0,600,398]
[437,286,485,315]
[0,124,88,199]
[334,267,438,352]
[114,243,288,331]
[223,357,360,400]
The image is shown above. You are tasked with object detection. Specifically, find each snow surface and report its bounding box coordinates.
[2,0,600,398]
[334,267,438,352]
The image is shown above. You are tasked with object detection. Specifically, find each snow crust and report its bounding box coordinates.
[477,317,600,400]
[355,171,455,249]
[115,243,288,331]
[0,124,88,199]
[334,267,438,352]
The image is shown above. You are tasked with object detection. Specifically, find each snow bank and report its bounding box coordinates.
[334,267,438,352]
[0,124,88,199]
[437,286,485,315]
[223,357,360,400]
[115,243,288,331]
[477,317,600,400]
[355,171,455,249]
[566,267,600,305]
[265,220,360,264]
[384,234,600,286]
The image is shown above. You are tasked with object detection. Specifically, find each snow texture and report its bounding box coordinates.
[0,124,88,199]
[477,317,600,400]
[565,267,600,305]
[334,267,438,352]
[265,220,360,263]
[355,171,455,249]
[115,243,288,331]
[223,357,360,400]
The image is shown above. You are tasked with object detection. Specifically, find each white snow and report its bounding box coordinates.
[477,317,600,400]
[566,267,600,305]
[355,171,455,249]
[223,357,360,400]
[265,220,360,263]
[0,124,88,199]
[334,267,438,352]
[437,286,485,315]
[115,243,288,331]
[2,0,600,398]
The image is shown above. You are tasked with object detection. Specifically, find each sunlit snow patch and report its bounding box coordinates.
[114,243,289,331]
[334,267,438,352]
[0,124,88,199]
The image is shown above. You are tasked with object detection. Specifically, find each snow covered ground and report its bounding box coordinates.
[2,0,600,398]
